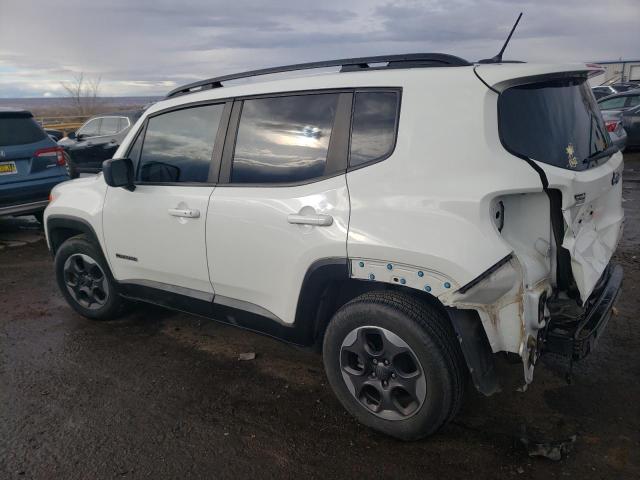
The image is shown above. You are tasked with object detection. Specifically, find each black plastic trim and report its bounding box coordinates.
[447,308,499,396]
[46,215,102,255]
[116,257,350,347]
[457,253,514,294]
[166,53,470,98]
[545,263,623,359]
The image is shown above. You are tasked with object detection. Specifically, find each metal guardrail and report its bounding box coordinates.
[36,115,91,135]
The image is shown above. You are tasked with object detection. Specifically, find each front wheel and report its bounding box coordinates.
[54,235,126,320]
[323,291,466,440]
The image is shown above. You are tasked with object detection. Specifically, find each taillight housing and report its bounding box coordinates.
[34,146,66,166]
[605,120,619,133]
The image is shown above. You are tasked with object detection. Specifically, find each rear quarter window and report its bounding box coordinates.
[0,116,47,146]
[349,91,400,168]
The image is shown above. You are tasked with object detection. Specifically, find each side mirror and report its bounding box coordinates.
[67,131,77,140]
[103,158,135,191]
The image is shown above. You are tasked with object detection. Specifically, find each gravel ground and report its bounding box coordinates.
[1,154,639,479]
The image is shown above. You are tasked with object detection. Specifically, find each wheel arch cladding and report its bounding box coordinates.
[47,215,103,256]
[446,308,499,395]
[298,260,499,395]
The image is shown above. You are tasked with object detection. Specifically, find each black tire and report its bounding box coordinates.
[54,234,126,320]
[323,290,466,440]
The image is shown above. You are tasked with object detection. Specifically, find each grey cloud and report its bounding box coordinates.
[0,0,638,97]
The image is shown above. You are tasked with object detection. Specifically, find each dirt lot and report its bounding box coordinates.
[1,155,639,479]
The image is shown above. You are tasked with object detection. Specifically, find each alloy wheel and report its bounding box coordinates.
[340,326,426,421]
[63,253,109,310]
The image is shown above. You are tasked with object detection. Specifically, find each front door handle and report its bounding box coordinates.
[287,212,333,226]
[168,208,200,218]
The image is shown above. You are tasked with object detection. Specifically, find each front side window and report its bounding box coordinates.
[78,118,101,137]
[117,117,131,132]
[100,117,120,135]
[499,78,610,171]
[138,104,224,183]
[349,91,399,167]
[231,94,339,184]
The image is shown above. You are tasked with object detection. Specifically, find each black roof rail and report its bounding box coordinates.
[166,53,471,98]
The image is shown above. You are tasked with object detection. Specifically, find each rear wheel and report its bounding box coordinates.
[323,291,466,440]
[54,235,126,320]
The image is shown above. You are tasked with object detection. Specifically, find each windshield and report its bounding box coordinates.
[499,78,611,171]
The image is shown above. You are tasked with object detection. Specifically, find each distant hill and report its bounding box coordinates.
[0,97,162,117]
[0,96,161,109]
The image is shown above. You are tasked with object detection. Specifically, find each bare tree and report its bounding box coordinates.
[60,73,103,116]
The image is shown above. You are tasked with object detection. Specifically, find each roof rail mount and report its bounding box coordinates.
[166,53,471,98]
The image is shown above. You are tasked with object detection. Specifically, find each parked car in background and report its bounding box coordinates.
[620,104,640,149]
[592,85,617,100]
[598,89,640,112]
[601,110,627,151]
[45,129,64,142]
[0,109,69,223]
[59,111,142,178]
[609,82,640,93]
[598,90,640,150]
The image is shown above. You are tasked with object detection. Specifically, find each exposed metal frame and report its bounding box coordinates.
[166,53,470,98]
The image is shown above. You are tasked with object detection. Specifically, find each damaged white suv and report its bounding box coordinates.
[45,53,624,440]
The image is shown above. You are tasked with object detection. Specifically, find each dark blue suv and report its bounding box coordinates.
[0,109,69,223]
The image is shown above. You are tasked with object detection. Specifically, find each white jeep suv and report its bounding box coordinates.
[44,54,624,440]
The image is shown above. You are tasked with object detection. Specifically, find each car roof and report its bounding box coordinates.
[86,110,143,121]
[0,108,33,118]
[147,61,596,116]
[598,88,640,102]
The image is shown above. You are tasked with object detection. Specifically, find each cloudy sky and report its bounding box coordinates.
[0,0,638,98]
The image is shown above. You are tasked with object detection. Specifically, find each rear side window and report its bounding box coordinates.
[0,116,47,146]
[231,94,339,184]
[628,95,640,107]
[138,104,224,183]
[349,91,399,167]
[598,97,627,110]
[499,78,610,171]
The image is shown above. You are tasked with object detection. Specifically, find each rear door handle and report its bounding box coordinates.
[287,213,333,226]
[168,208,200,218]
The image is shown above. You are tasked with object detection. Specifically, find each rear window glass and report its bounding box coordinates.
[0,116,47,146]
[349,91,399,167]
[499,78,610,171]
